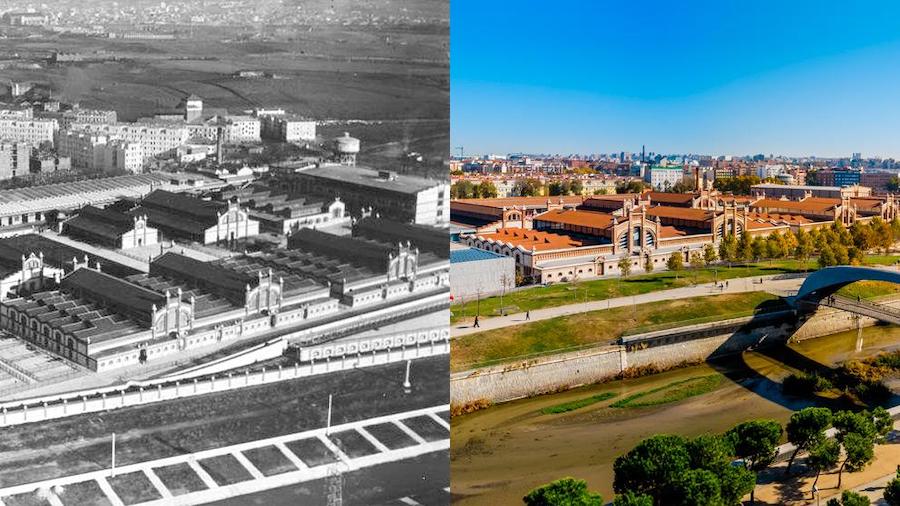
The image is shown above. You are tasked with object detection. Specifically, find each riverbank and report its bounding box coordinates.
[450,325,900,505]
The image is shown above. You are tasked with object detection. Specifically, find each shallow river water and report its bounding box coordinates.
[450,325,900,504]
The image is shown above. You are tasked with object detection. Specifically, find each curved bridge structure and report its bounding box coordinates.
[790,266,900,306]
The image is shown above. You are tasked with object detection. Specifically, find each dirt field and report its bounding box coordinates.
[0,20,449,166]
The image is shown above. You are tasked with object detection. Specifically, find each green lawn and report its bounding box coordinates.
[610,375,724,408]
[540,392,618,415]
[451,291,784,372]
[450,255,900,324]
[836,280,900,300]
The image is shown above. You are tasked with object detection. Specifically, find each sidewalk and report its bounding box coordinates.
[451,274,806,338]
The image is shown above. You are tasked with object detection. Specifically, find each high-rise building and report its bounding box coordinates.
[0,141,31,180]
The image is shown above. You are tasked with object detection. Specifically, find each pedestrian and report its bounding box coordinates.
[525,310,530,321]
[473,316,480,328]
[725,281,729,289]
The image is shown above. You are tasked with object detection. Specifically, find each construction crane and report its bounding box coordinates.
[454,146,464,158]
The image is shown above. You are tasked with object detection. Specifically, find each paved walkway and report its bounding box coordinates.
[451,274,807,338]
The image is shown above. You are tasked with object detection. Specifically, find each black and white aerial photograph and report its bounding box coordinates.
[0,0,449,504]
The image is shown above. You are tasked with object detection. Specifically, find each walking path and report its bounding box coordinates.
[756,418,900,505]
[452,274,806,338]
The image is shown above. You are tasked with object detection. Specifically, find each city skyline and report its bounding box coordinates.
[452,0,900,158]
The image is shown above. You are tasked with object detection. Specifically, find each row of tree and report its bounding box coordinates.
[524,406,893,506]
[547,180,583,196]
[612,217,900,279]
[715,218,900,269]
[450,180,498,199]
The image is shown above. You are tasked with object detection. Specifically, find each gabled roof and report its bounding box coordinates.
[533,209,615,230]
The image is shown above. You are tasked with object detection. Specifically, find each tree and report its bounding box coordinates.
[686,434,734,472]
[613,434,691,500]
[833,243,850,265]
[834,410,877,442]
[806,439,840,495]
[781,230,799,258]
[644,255,653,274]
[837,432,875,488]
[548,181,565,196]
[826,490,871,506]
[818,245,836,268]
[613,491,653,506]
[667,252,684,274]
[514,178,543,197]
[713,175,761,195]
[738,232,753,264]
[751,236,767,262]
[703,243,717,266]
[451,180,476,199]
[524,477,603,506]
[616,180,646,194]
[719,233,738,266]
[718,465,756,506]
[865,217,893,253]
[669,469,721,506]
[727,419,782,503]
[618,257,632,278]
[795,229,815,267]
[690,251,704,270]
[884,470,900,506]
[850,221,875,252]
[477,180,498,198]
[785,407,833,476]
[569,180,583,195]
[872,407,894,443]
[766,233,786,259]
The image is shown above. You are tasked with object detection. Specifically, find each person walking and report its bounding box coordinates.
[473,316,480,328]
[525,310,530,321]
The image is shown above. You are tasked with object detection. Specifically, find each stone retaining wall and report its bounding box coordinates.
[450,295,900,407]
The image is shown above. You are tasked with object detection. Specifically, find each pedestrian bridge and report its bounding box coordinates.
[789,266,900,324]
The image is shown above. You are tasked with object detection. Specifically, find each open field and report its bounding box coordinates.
[0,19,449,169]
[450,256,900,324]
[0,356,448,488]
[451,291,782,371]
[450,325,900,505]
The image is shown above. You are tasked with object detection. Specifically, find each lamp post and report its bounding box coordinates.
[403,360,412,393]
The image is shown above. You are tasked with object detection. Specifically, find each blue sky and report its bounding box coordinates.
[451,0,900,158]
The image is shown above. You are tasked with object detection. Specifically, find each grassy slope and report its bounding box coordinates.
[451,291,781,372]
[451,256,900,324]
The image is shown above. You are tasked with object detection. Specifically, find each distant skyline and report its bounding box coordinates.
[451,0,900,159]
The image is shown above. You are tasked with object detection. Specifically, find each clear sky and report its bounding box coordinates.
[451,0,900,158]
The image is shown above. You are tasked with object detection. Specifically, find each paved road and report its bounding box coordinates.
[0,356,449,489]
[210,450,449,506]
[451,274,807,338]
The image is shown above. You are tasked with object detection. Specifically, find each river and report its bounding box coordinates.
[450,325,900,504]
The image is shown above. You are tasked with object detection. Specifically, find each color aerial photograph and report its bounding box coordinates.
[449,1,900,505]
[0,0,449,504]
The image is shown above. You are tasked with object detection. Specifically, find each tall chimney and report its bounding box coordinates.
[216,126,224,165]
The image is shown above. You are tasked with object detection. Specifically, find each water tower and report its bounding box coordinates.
[333,132,360,166]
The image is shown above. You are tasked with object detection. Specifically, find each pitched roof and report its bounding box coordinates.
[475,228,596,251]
[533,209,615,230]
[751,197,839,214]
